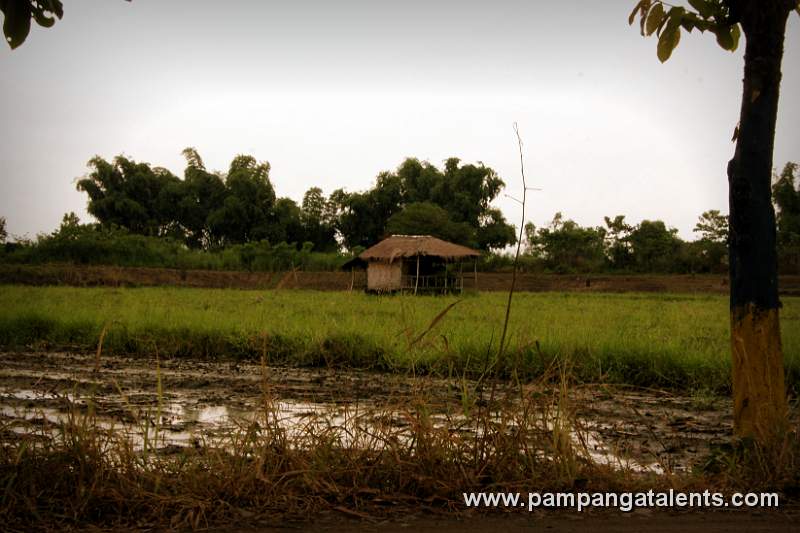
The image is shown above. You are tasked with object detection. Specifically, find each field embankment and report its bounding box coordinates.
[1,285,798,392]
[4,263,800,294]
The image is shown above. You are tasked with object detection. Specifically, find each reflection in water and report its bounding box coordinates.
[1,386,664,473]
[1,389,362,454]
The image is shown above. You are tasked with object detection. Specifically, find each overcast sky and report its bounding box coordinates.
[1,0,798,242]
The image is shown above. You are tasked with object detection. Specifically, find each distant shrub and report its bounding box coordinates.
[1,220,352,272]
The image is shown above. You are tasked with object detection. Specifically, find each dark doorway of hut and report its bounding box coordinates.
[399,255,477,295]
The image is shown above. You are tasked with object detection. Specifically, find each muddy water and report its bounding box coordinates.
[0,351,739,472]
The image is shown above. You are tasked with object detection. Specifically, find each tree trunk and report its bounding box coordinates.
[727,0,793,442]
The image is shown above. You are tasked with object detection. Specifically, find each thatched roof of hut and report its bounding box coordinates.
[357,235,481,263]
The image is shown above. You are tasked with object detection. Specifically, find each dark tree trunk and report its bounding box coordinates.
[726,0,793,441]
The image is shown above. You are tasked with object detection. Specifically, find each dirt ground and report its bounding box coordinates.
[66,507,800,532]
[3,263,800,295]
[238,509,800,533]
[3,351,798,531]
[0,351,742,473]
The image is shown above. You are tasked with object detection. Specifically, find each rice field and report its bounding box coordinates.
[1,285,798,392]
[2,284,799,529]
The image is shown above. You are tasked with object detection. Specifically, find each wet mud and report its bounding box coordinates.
[0,351,759,472]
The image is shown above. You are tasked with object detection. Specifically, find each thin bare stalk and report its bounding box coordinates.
[497,122,528,368]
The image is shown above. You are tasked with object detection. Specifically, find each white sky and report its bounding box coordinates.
[1,0,798,241]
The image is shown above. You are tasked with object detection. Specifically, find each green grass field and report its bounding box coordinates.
[0,285,798,392]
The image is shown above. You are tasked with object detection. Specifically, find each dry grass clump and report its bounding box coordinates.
[1,369,652,531]
[2,369,798,530]
[697,408,800,495]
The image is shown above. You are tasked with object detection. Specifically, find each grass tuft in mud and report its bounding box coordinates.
[2,372,797,531]
[0,372,618,529]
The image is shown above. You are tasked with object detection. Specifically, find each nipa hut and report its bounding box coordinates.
[344,235,481,294]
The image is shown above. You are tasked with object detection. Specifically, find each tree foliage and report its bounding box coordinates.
[628,220,682,272]
[691,209,729,272]
[77,150,285,250]
[1,1,142,49]
[206,155,275,245]
[629,0,746,62]
[520,210,736,274]
[2,215,347,272]
[329,175,403,251]
[386,202,475,245]
[72,150,515,254]
[76,156,182,238]
[526,213,606,273]
[773,161,800,271]
[773,162,800,244]
[1,0,63,49]
[176,148,227,249]
[604,215,634,270]
[694,209,729,244]
[60,146,799,274]
[300,187,339,253]
[331,157,514,251]
[477,208,517,251]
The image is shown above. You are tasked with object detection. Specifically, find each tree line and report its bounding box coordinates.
[514,161,798,274]
[1,156,797,274]
[518,210,729,274]
[71,148,517,254]
[773,162,800,274]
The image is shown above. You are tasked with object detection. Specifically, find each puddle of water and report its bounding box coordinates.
[1,395,369,453]
[2,389,44,400]
[2,404,63,421]
[1,388,79,401]
[0,352,723,473]
[579,429,665,474]
[0,398,665,473]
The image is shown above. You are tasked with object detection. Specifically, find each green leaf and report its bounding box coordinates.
[639,1,653,35]
[692,18,714,33]
[730,24,741,51]
[42,0,65,19]
[662,5,685,32]
[715,27,731,49]
[715,24,739,51]
[628,0,644,25]
[657,24,681,62]
[628,0,651,27]
[32,8,56,29]
[645,3,665,36]
[680,17,696,33]
[656,12,670,35]
[2,1,32,49]
[657,29,679,62]
[688,0,713,19]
